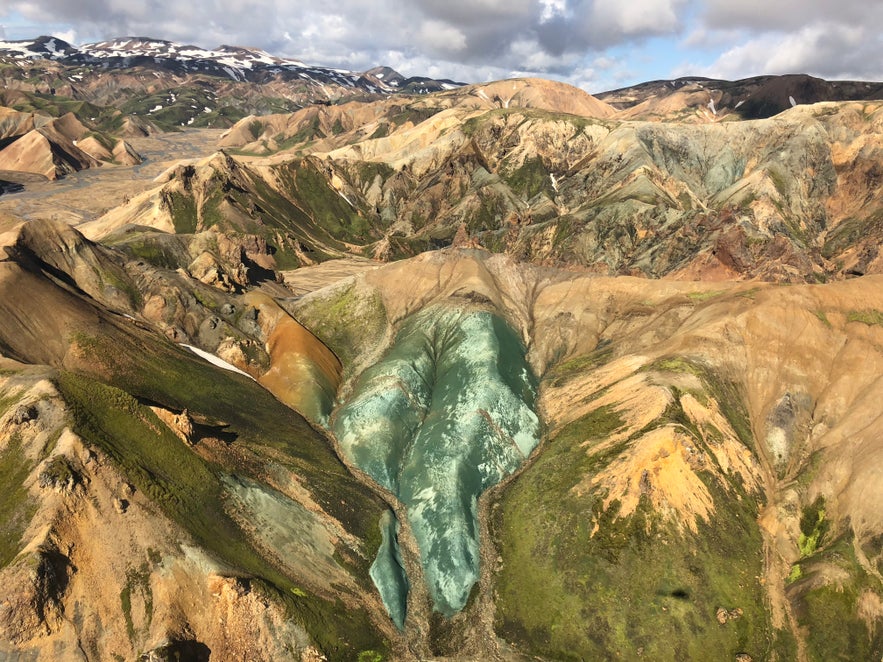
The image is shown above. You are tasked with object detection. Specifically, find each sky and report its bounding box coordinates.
[0,0,881,93]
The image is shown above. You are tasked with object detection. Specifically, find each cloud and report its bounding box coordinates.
[0,0,881,90]
[701,0,878,32]
[690,23,883,81]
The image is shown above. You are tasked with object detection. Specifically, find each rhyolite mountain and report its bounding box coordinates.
[0,51,882,662]
[0,36,464,132]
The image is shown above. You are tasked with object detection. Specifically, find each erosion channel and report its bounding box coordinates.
[332,305,540,626]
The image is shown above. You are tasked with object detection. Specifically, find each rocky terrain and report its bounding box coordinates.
[0,36,463,133]
[0,106,140,191]
[0,53,882,661]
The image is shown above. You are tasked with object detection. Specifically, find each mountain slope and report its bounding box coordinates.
[598,74,883,122]
[289,249,883,659]
[0,219,398,660]
[0,36,464,132]
[95,92,883,282]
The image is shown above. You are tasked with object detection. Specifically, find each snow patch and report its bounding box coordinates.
[180,344,255,380]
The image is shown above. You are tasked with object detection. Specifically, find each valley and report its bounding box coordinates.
[0,39,881,661]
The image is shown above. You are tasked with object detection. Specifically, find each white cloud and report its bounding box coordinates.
[0,0,881,91]
[689,23,883,80]
[417,19,468,54]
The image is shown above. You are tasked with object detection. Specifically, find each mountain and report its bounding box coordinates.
[0,106,141,190]
[0,36,464,130]
[1,218,882,660]
[87,86,883,283]
[597,74,883,121]
[1,63,883,660]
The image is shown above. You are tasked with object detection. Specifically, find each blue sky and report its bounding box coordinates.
[1,0,881,93]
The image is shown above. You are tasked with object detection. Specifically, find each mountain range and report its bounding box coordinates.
[0,35,882,662]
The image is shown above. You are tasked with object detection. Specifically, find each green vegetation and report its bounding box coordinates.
[119,86,245,130]
[286,163,373,239]
[165,191,200,234]
[293,282,388,370]
[503,157,553,199]
[814,310,832,328]
[248,119,264,140]
[0,432,36,568]
[114,234,187,270]
[39,455,76,488]
[687,289,726,302]
[847,309,883,326]
[54,325,390,656]
[798,496,829,557]
[492,373,774,660]
[546,342,613,386]
[821,216,871,260]
[120,562,153,642]
[767,167,789,199]
[651,356,704,377]
[790,533,883,661]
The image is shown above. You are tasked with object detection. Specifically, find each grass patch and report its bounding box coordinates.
[798,496,828,558]
[846,309,883,326]
[687,289,726,302]
[503,157,553,199]
[292,282,388,371]
[492,378,772,660]
[55,324,391,655]
[546,341,614,387]
[0,432,36,568]
[790,533,883,661]
[814,310,832,328]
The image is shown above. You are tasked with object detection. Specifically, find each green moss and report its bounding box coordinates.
[166,191,199,234]
[650,356,704,377]
[767,168,789,199]
[821,217,867,259]
[120,561,153,642]
[493,381,771,660]
[846,309,883,326]
[248,119,263,140]
[547,341,614,386]
[55,364,388,656]
[293,283,387,370]
[791,534,883,661]
[687,289,726,302]
[503,157,552,199]
[0,432,36,568]
[39,455,75,487]
[368,123,389,139]
[814,310,832,328]
[798,496,829,557]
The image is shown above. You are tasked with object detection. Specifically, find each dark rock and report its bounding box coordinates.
[11,404,37,424]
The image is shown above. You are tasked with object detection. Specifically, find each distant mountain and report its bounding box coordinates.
[0,35,463,96]
[597,73,883,120]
